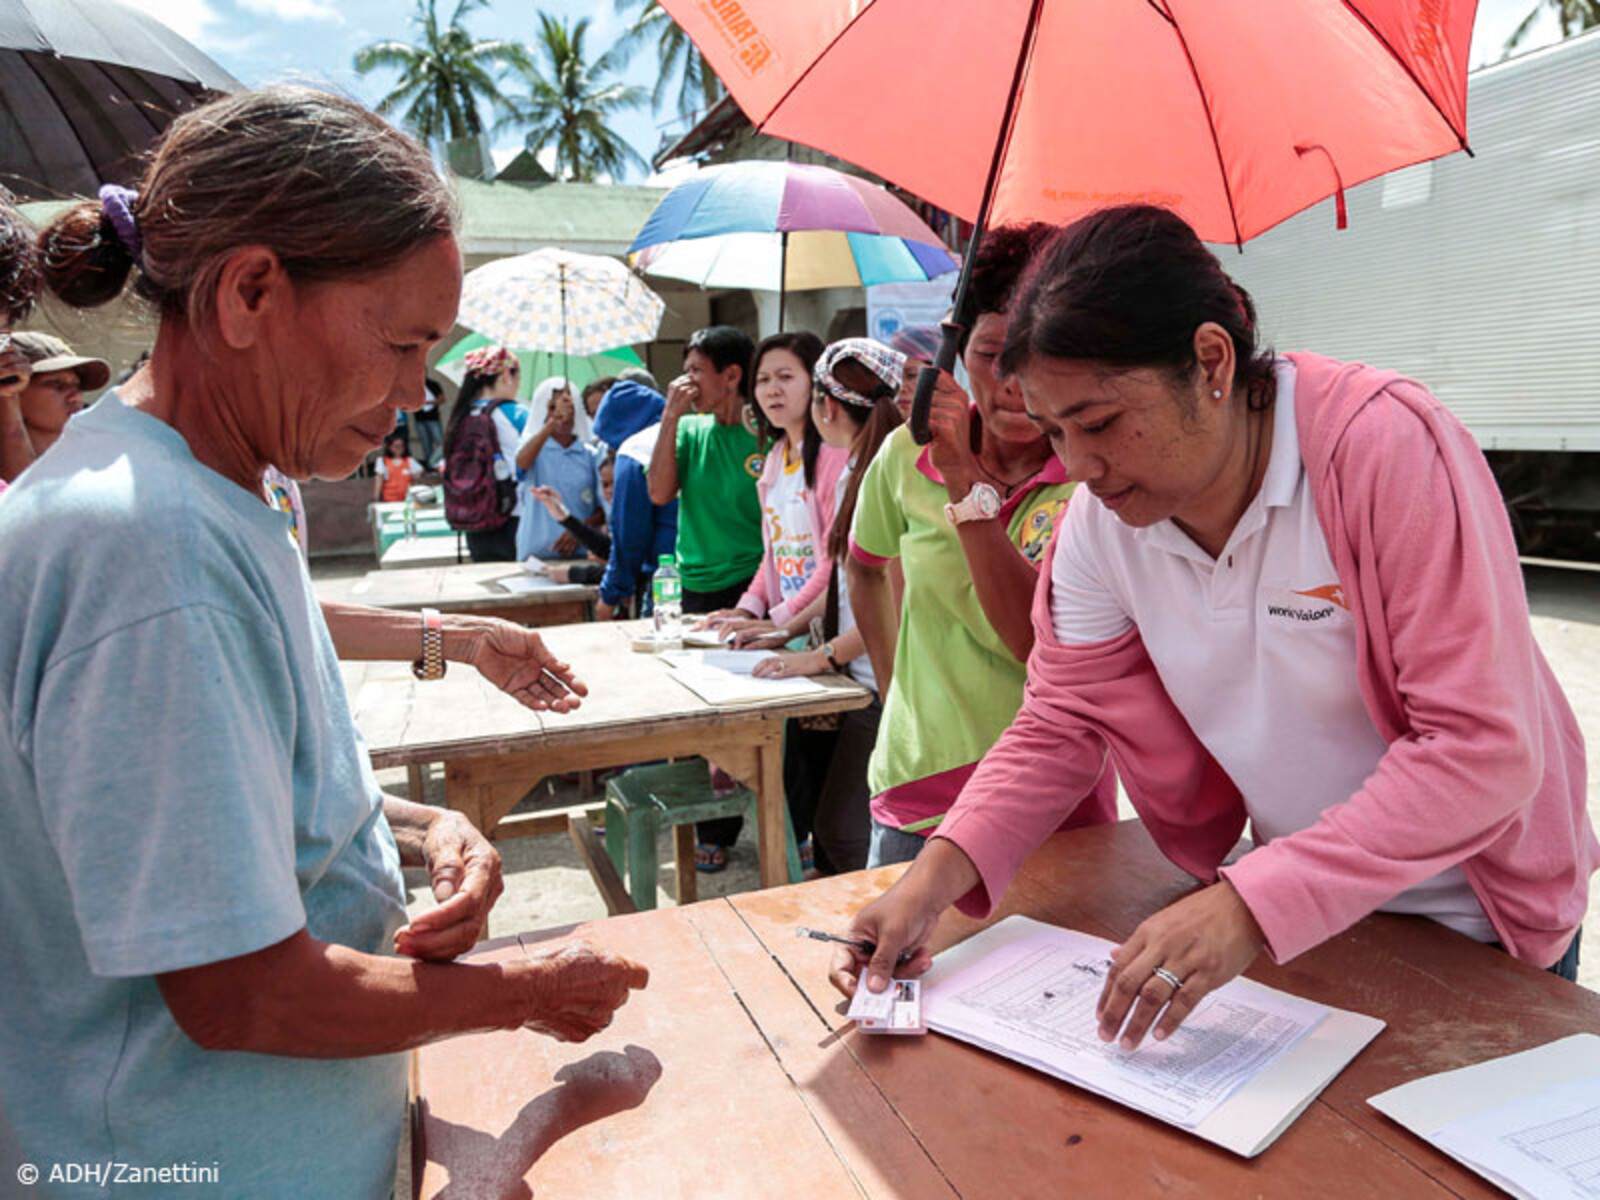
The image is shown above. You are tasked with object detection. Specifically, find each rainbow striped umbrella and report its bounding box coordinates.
[629,161,957,326]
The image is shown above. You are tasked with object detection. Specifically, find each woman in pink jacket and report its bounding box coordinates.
[833,205,1598,1050]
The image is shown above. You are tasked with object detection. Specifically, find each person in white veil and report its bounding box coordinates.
[515,374,603,559]
[524,374,595,445]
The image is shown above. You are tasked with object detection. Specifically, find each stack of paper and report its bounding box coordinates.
[658,649,825,704]
[921,916,1385,1157]
[1369,1034,1600,1199]
[494,573,562,595]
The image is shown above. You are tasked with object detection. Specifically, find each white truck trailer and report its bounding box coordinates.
[1218,29,1600,559]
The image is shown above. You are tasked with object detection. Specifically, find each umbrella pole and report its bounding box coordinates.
[561,263,569,386]
[909,0,1047,445]
[778,229,789,332]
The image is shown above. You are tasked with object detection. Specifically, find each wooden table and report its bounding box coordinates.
[413,819,1600,1198]
[317,562,596,627]
[344,620,872,888]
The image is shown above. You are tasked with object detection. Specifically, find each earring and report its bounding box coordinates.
[1212,389,1223,399]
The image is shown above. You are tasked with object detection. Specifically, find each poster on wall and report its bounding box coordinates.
[867,279,957,345]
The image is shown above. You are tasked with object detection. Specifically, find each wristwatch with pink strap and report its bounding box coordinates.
[944,482,1002,525]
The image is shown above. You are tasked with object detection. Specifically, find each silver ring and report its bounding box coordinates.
[1152,966,1184,991]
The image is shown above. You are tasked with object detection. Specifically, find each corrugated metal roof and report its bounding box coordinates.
[454,177,667,251]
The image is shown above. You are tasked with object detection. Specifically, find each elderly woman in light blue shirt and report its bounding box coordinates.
[0,87,647,1198]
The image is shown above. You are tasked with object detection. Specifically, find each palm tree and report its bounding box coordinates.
[1504,0,1600,54]
[354,0,529,151]
[610,0,724,121]
[498,14,648,182]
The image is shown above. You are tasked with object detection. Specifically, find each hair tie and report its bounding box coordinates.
[97,184,142,264]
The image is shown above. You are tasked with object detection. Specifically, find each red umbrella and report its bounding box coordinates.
[657,0,1478,438]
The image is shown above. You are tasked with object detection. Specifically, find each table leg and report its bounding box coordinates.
[406,763,427,805]
[754,735,790,889]
[673,824,698,906]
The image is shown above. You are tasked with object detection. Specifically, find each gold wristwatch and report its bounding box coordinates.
[412,607,446,680]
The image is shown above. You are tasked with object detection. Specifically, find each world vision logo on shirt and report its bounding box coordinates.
[745,453,765,479]
[1016,499,1068,564]
[1264,582,1348,625]
[1294,583,1348,610]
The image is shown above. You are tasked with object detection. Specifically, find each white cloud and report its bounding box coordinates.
[235,0,344,24]
[113,0,223,44]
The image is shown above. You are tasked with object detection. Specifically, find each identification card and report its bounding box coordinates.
[848,977,926,1035]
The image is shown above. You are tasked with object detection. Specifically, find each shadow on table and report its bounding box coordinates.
[419,1044,663,1200]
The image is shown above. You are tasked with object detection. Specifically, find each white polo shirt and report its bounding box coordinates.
[1050,359,1492,942]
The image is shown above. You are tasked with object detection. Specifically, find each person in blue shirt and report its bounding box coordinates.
[514,377,603,560]
[0,87,648,1199]
[591,377,680,618]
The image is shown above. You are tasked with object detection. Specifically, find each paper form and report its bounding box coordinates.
[495,573,563,594]
[657,651,824,704]
[1370,1034,1600,1198]
[927,927,1327,1128]
[1429,1077,1600,1200]
[688,650,778,676]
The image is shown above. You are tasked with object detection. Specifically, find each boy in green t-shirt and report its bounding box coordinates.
[648,325,765,607]
[647,325,765,865]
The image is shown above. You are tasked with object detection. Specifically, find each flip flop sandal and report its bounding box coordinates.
[695,843,729,874]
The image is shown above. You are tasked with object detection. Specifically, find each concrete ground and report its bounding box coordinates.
[347,559,1600,992]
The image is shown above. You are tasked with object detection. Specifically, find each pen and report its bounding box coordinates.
[795,927,915,963]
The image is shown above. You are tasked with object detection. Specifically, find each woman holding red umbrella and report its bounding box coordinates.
[834,205,1596,1046]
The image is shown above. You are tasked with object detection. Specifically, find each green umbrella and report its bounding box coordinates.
[433,332,645,400]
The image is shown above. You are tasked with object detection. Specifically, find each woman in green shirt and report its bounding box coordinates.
[647,324,765,862]
[846,224,1117,866]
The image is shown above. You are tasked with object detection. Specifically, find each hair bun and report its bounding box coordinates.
[39,200,135,310]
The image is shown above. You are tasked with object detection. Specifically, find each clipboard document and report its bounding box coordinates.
[922,916,1385,1156]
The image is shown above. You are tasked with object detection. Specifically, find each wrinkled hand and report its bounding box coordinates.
[665,374,699,419]
[827,884,939,1000]
[553,531,581,558]
[530,485,568,521]
[546,564,572,584]
[465,618,587,713]
[395,811,504,961]
[1096,881,1265,1050]
[925,370,979,490]
[751,649,826,679]
[520,942,651,1042]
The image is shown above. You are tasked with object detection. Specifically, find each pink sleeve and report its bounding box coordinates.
[735,580,771,618]
[1220,391,1559,962]
[849,537,892,567]
[735,454,783,617]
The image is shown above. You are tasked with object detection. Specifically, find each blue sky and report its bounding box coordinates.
[116,0,688,179]
[118,0,1572,184]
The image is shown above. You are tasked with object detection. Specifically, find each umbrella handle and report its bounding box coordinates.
[909,320,964,446]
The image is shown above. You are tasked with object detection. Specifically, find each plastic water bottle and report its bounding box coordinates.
[402,493,417,541]
[652,554,683,650]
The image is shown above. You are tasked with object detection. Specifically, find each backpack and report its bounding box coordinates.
[443,402,517,532]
